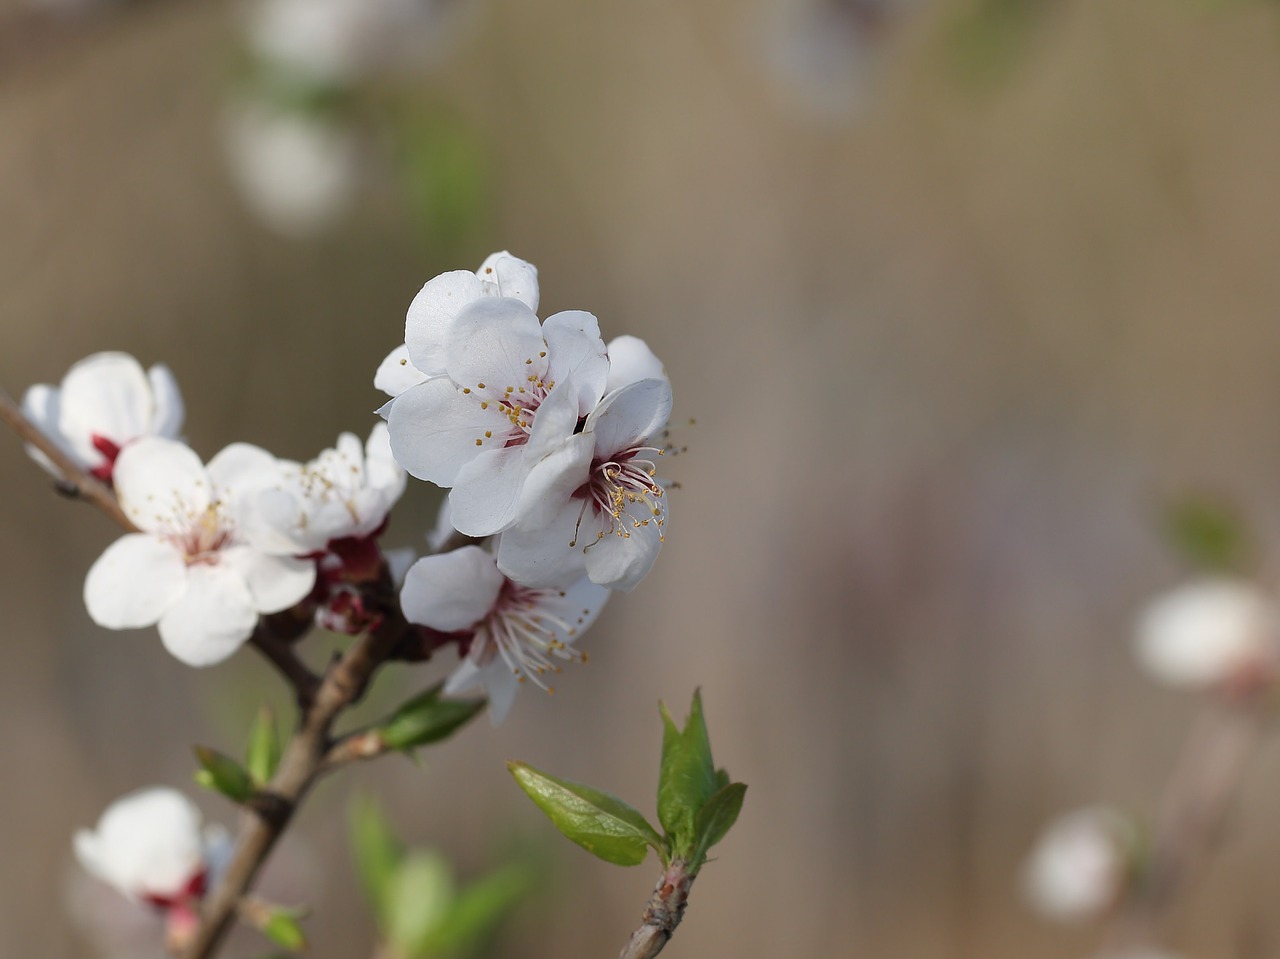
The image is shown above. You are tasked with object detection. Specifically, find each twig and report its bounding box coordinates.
[1101,700,1268,954]
[617,859,695,959]
[180,611,407,959]
[0,387,135,531]
[248,624,321,710]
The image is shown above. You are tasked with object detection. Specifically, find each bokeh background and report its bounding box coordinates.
[6,0,1280,956]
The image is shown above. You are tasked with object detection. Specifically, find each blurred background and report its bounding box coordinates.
[5,0,1280,955]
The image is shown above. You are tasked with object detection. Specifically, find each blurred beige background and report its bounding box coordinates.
[6,0,1280,956]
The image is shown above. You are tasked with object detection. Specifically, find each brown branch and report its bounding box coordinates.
[617,859,695,959]
[1102,700,1268,954]
[0,387,135,531]
[180,613,406,959]
[248,624,321,710]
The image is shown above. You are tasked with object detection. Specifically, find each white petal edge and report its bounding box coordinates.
[84,535,188,629]
[400,547,504,632]
[158,564,258,666]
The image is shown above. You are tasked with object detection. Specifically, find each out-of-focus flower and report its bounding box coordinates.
[1135,578,1280,692]
[400,545,609,722]
[1022,806,1135,923]
[223,102,361,239]
[387,299,609,537]
[245,0,441,86]
[755,0,917,123]
[496,373,672,592]
[22,352,184,483]
[74,788,226,906]
[83,438,316,666]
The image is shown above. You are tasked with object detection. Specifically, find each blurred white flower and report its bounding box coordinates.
[245,0,440,85]
[22,352,184,483]
[1023,806,1133,923]
[754,0,918,123]
[224,103,361,238]
[1135,578,1280,691]
[83,438,316,666]
[74,788,226,906]
[400,545,609,722]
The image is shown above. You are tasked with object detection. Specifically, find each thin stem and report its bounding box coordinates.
[180,615,406,959]
[0,387,135,531]
[248,624,322,710]
[1102,700,1268,954]
[617,859,695,959]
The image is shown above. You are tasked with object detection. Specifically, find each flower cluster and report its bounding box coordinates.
[26,252,671,720]
[383,251,673,720]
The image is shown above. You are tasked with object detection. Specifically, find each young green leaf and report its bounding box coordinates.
[657,690,719,853]
[384,851,455,959]
[245,706,281,786]
[419,862,535,957]
[508,761,663,866]
[193,745,255,804]
[379,685,486,752]
[691,782,746,867]
[261,911,308,952]
[349,796,405,923]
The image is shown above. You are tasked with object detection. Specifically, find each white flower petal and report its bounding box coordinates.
[21,383,70,475]
[478,250,539,312]
[387,378,510,485]
[400,546,504,631]
[84,535,188,629]
[363,422,407,499]
[448,447,528,536]
[158,564,258,666]
[405,270,486,376]
[515,433,594,531]
[524,375,584,462]
[542,311,609,416]
[583,513,664,592]
[587,378,673,457]
[114,438,211,533]
[374,344,428,398]
[605,335,667,394]
[207,443,288,502]
[58,353,153,465]
[74,788,206,900]
[147,364,185,439]
[496,505,590,588]
[444,298,548,398]
[221,546,316,613]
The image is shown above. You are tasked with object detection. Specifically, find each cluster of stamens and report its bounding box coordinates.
[572,444,666,548]
[475,581,591,694]
[463,350,554,450]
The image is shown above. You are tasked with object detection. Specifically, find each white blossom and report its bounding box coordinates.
[1135,578,1280,691]
[400,545,609,722]
[83,438,316,666]
[74,788,226,905]
[22,352,183,483]
[243,423,406,555]
[1023,806,1133,923]
[496,373,672,592]
[387,296,609,537]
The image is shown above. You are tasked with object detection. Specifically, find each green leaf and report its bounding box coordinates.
[193,745,255,804]
[657,690,718,854]
[420,863,535,957]
[1164,495,1251,573]
[349,796,405,924]
[508,761,662,867]
[384,851,455,959]
[261,911,307,952]
[379,684,486,752]
[246,706,281,786]
[691,782,746,867]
